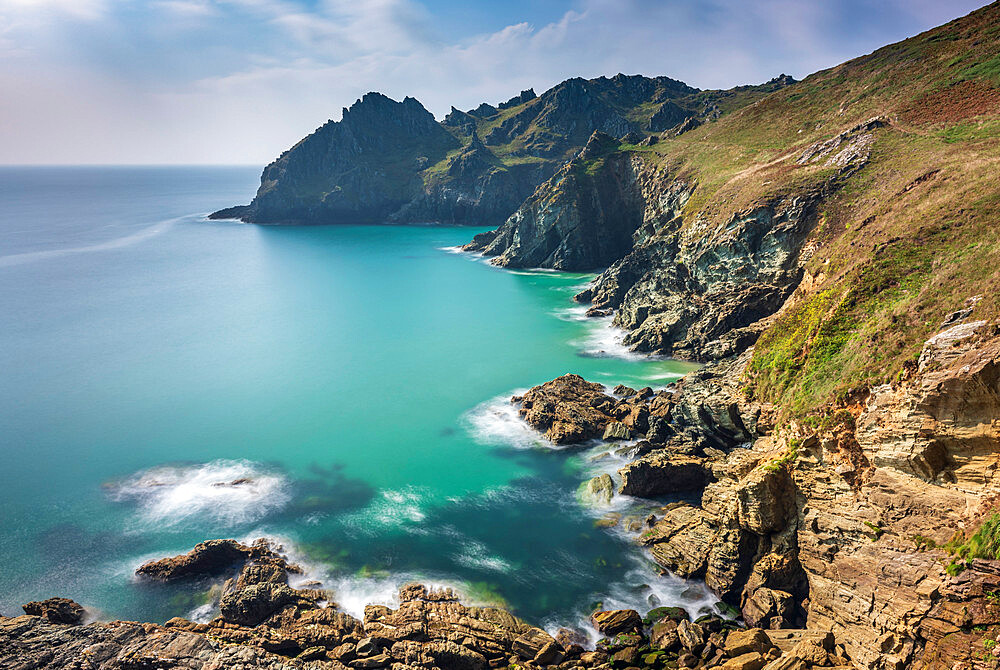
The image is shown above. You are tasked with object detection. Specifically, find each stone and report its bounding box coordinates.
[512,627,557,660]
[763,630,833,654]
[741,589,793,629]
[650,619,680,650]
[513,375,616,444]
[590,609,642,635]
[762,656,807,670]
[533,640,565,665]
[789,639,829,665]
[21,598,85,625]
[677,620,704,652]
[725,629,774,657]
[618,453,712,497]
[721,651,766,670]
[603,421,633,441]
[218,582,301,626]
[136,539,255,581]
[581,474,615,505]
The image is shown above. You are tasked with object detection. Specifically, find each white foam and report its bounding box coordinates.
[465,392,559,450]
[573,314,657,362]
[107,459,290,527]
[552,304,591,322]
[454,539,513,573]
[188,603,216,623]
[340,487,431,534]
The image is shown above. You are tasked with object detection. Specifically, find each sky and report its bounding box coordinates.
[0,0,991,165]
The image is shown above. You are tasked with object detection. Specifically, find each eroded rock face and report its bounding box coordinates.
[464,133,655,270]
[21,598,84,625]
[512,374,619,444]
[137,538,254,580]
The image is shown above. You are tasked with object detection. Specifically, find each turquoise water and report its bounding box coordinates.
[0,166,706,632]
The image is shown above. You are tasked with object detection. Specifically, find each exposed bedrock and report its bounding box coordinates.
[4,535,857,670]
[463,132,663,270]
[508,317,1000,669]
[589,193,818,360]
[466,139,824,360]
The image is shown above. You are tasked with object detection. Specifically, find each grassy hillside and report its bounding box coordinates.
[605,2,1000,415]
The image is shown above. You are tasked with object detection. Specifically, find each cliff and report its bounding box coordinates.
[211,75,794,226]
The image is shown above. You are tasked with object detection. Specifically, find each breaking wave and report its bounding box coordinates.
[106,459,290,527]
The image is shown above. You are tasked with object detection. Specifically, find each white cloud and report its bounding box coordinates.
[0,0,991,164]
[0,0,106,20]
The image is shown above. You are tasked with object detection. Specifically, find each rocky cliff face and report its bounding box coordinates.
[462,132,656,270]
[211,74,794,226]
[625,319,1000,670]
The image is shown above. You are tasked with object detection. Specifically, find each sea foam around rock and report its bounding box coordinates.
[107,459,290,527]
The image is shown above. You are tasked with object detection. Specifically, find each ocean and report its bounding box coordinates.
[0,166,711,634]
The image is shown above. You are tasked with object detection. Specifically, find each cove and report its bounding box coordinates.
[0,166,706,632]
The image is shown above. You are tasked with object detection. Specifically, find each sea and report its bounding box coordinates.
[0,165,713,636]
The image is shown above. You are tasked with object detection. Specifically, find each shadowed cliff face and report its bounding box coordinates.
[210,74,795,226]
[234,93,462,225]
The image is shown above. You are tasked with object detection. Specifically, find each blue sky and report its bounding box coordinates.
[0,0,990,164]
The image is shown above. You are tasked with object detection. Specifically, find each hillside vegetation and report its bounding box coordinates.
[583,2,1000,416]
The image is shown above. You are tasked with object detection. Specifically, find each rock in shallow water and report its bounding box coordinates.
[21,598,85,625]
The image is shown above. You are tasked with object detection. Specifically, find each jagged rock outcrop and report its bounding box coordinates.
[21,598,85,625]
[136,538,287,581]
[217,93,461,225]
[4,536,854,670]
[464,133,651,269]
[212,74,793,228]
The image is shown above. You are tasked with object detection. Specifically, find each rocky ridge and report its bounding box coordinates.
[211,74,795,226]
[0,542,857,670]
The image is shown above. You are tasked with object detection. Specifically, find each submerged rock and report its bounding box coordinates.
[580,473,615,505]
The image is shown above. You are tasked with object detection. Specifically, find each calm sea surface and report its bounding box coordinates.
[0,166,710,632]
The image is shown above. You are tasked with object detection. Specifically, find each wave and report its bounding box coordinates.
[464,392,557,450]
[572,314,657,362]
[0,215,188,268]
[339,487,431,535]
[106,459,290,528]
[453,538,514,573]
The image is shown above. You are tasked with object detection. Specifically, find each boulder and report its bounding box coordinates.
[650,619,680,650]
[22,598,85,625]
[580,473,615,505]
[136,539,255,581]
[725,628,774,657]
[513,375,615,444]
[618,453,713,497]
[742,588,794,629]
[512,627,557,660]
[590,609,642,635]
[721,651,767,670]
[603,421,633,440]
[218,582,301,626]
[677,619,705,652]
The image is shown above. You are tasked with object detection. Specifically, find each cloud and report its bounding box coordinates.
[0,0,107,21]
[0,0,991,164]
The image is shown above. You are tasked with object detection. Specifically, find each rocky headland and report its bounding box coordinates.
[9,3,1000,669]
[210,75,795,226]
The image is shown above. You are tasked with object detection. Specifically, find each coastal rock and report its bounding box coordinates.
[467,134,649,270]
[581,473,615,505]
[513,374,615,444]
[21,598,85,625]
[218,582,303,627]
[618,453,713,497]
[590,609,642,635]
[136,538,257,580]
